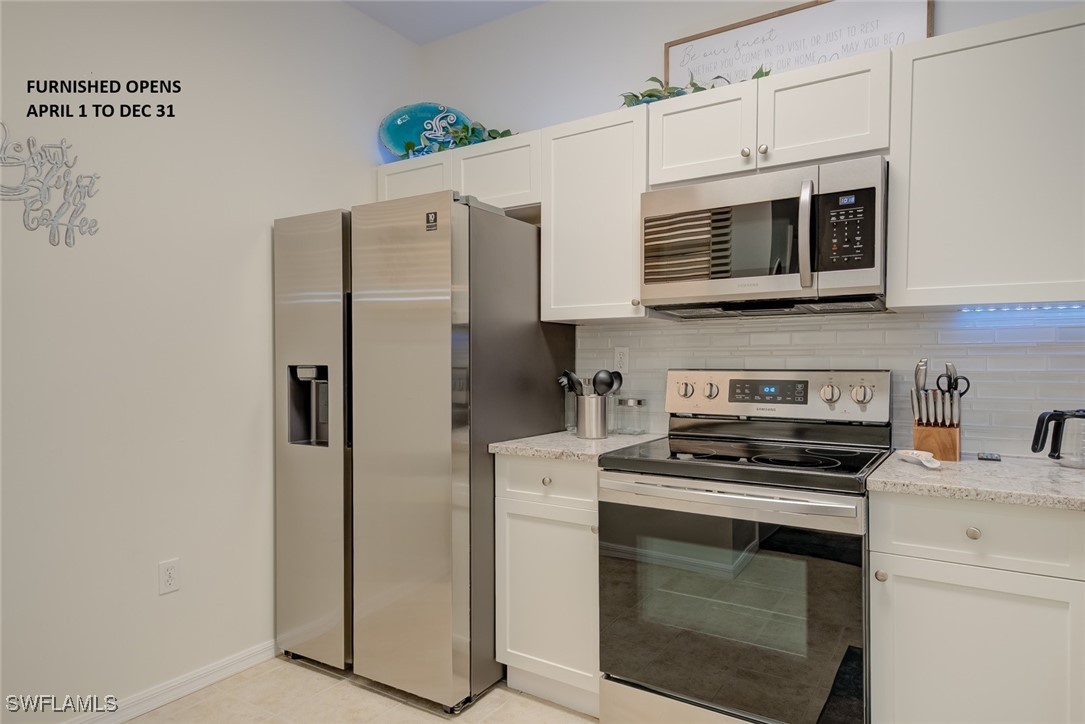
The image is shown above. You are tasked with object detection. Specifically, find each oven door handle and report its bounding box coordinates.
[599,478,858,519]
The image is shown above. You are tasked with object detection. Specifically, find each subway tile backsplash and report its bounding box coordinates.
[575,309,1085,457]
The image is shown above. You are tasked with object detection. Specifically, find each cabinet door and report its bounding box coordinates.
[870,551,1085,723]
[451,131,541,208]
[541,107,647,322]
[756,49,890,169]
[887,8,1085,309]
[648,82,757,185]
[376,153,452,201]
[495,497,599,693]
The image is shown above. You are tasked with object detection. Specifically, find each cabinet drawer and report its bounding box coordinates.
[495,454,597,509]
[870,492,1085,580]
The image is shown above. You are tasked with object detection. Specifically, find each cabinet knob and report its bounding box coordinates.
[590,525,598,534]
[758,144,768,155]
[541,477,552,487]
[965,526,982,540]
[740,147,751,158]
[874,570,888,582]
[631,298,641,307]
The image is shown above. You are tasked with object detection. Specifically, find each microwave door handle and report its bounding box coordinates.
[798,179,814,289]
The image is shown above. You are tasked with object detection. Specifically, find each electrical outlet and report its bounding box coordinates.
[158,558,180,595]
[614,347,629,373]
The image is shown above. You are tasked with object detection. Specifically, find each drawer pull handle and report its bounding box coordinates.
[874,570,888,582]
[965,526,982,540]
[542,477,552,487]
[590,525,598,534]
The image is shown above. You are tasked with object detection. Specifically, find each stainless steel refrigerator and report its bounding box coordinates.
[273,192,574,711]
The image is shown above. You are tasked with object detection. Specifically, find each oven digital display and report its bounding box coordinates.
[729,379,808,404]
[839,194,856,205]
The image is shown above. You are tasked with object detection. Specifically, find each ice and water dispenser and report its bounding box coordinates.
[288,365,330,446]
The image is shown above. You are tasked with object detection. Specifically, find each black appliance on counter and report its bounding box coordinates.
[597,369,892,724]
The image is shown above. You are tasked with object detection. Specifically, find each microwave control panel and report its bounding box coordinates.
[816,186,876,271]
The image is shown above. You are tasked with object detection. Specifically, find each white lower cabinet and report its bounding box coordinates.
[495,456,599,716]
[869,493,1085,723]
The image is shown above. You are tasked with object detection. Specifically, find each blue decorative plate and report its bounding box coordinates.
[379,103,472,158]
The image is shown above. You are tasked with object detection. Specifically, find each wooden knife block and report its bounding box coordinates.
[913,424,961,462]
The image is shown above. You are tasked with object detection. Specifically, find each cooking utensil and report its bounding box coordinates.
[951,389,960,427]
[592,369,615,396]
[919,390,928,426]
[936,371,971,396]
[927,390,936,427]
[934,390,943,426]
[910,389,920,423]
[563,369,584,396]
[610,370,623,396]
[914,358,928,394]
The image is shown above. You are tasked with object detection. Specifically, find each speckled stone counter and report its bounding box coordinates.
[869,453,1085,511]
[489,431,664,463]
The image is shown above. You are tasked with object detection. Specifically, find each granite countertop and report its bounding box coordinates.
[868,453,1085,511]
[489,431,664,463]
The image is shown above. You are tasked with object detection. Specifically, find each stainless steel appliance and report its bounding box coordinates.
[640,156,887,318]
[273,192,574,711]
[597,369,892,724]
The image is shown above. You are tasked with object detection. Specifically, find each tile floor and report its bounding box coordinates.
[131,656,595,724]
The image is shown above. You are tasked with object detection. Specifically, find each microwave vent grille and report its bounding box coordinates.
[643,208,732,284]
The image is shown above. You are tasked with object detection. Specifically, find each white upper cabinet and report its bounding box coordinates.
[375,132,540,208]
[648,49,890,185]
[886,7,1085,310]
[452,130,541,208]
[648,82,757,184]
[375,153,452,201]
[756,49,890,169]
[542,106,648,322]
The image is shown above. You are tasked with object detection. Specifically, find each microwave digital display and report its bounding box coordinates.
[816,186,876,272]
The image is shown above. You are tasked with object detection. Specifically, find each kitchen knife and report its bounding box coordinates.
[952,389,961,427]
[910,388,920,424]
[934,390,943,426]
[914,358,928,394]
[927,389,936,427]
[946,361,958,383]
[919,390,928,425]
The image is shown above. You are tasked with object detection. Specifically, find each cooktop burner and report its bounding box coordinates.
[599,436,890,494]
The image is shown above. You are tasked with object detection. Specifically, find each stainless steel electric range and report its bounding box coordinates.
[597,369,892,724]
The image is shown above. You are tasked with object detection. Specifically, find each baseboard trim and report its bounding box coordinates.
[67,639,276,724]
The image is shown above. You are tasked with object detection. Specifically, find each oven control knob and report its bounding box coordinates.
[819,384,840,404]
[851,385,874,405]
[704,382,720,399]
[678,382,695,398]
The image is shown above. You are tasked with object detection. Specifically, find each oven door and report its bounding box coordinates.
[640,166,818,306]
[598,472,866,724]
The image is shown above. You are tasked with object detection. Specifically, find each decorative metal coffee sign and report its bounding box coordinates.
[1,122,100,247]
[665,0,931,86]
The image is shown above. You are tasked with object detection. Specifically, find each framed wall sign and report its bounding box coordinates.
[665,0,932,86]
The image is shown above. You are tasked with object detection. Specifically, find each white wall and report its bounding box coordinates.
[0,2,419,720]
[419,0,1079,132]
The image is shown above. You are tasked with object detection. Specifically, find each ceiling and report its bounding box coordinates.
[347,1,545,45]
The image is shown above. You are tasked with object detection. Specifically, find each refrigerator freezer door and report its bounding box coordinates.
[352,192,470,708]
[273,209,350,669]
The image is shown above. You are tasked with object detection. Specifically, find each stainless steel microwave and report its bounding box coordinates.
[640,155,886,318]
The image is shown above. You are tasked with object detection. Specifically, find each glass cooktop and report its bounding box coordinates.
[598,436,890,494]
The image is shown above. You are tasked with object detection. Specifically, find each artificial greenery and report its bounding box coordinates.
[402,122,514,159]
[620,66,771,107]
[621,73,706,107]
